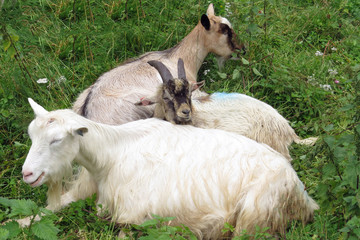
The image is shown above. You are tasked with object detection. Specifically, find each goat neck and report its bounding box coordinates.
[168,24,208,83]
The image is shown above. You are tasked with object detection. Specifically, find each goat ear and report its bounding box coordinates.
[206,3,215,16]
[201,14,210,31]
[28,98,49,117]
[191,80,205,92]
[148,60,173,83]
[134,97,157,106]
[73,127,88,137]
[177,58,186,80]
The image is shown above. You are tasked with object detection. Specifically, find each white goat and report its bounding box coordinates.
[22,98,318,239]
[137,59,317,160]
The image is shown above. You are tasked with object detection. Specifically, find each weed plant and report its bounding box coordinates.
[0,0,359,239]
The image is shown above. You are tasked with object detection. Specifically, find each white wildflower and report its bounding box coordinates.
[225,2,232,16]
[319,84,332,91]
[328,69,338,76]
[56,76,67,83]
[315,51,323,56]
[307,74,317,85]
[331,47,337,51]
[203,69,210,76]
[36,78,49,84]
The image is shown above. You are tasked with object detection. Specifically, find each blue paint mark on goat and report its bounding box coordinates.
[211,92,239,99]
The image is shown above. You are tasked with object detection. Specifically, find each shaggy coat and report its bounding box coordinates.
[139,60,317,160]
[23,99,318,239]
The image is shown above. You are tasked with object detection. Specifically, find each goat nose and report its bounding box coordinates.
[23,171,33,179]
[182,109,190,115]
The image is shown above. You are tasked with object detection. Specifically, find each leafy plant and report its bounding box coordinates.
[222,222,272,240]
[124,214,197,240]
[0,197,59,240]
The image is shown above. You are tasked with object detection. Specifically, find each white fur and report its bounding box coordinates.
[192,93,302,160]
[22,98,318,239]
[151,91,317,160]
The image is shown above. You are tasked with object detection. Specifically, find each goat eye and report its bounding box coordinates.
[163,97,173,102]
[50,139,62,145]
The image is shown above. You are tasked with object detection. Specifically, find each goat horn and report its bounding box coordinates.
[148,60,173,83]
[177,58,186,80]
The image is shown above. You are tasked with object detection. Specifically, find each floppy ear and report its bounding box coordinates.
[191,80,205,92]
[206,3,215,16]
[28,98,49,117]
[134,97,157,106]
[201,14,210,31]
[72,127,88,137]
[177,58,186,80]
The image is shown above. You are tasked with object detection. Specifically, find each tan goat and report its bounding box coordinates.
[73,3,241,125]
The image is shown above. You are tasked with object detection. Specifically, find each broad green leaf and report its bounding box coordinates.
[323,124,334,132]
[138,218,158,228]
[323,135,336,149]
[241,57,249,65]
[252,67,263,77]
[322,163,336,178]
[7,46,16,58]
[1,110,10,118]
[339,104,354,111]
[31,218,59,240]
[3,40,10,51]
[10,34,19,42]
[217,72,227,79]
[8,199,38,218]
[0,228,9,240]
[2,221,21,239]
[232,69,240,80]
[343,158,360,189]
[0,197,12,207]
[356,124,360,135]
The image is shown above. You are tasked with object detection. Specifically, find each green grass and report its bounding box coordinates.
[1,0,360,239]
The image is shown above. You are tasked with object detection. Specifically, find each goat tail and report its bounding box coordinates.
[233,167,319,237]
[294,136,318,146]
[292,179,320,225]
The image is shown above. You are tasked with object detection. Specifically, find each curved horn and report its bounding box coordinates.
[177,58,186,80]
[148,60,173,83]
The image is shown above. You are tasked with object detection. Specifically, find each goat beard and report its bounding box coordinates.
[174,116,192,125]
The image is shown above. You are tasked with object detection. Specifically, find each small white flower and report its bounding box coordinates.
[203,69,210,76]
[315,51,323,56]
[319,84,332,91]
[307,74,317,85]
[225,2,232,16]
[36,78,49,84]
[56,76,66,83]
[328,69,338,76]
[331,47,337,51]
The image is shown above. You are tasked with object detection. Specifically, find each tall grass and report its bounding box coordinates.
[0,0,359,239]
